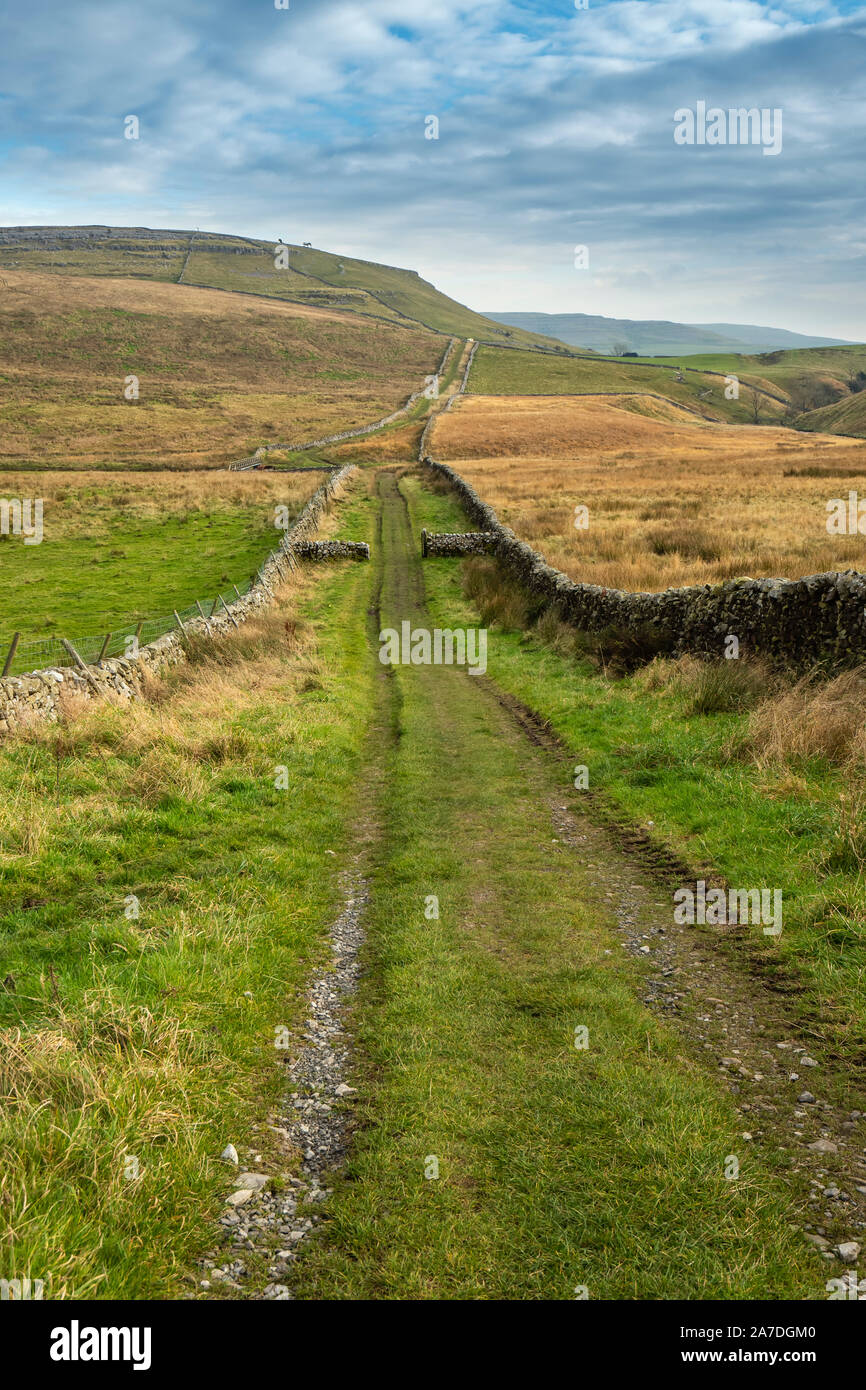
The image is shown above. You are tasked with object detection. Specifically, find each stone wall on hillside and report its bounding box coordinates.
[0,465,358,735]
[421,455,866,669]
[230,337,457,471]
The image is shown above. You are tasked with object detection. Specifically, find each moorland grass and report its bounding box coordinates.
[0,548,377,1299]
[429,394,866,590]
[0,270,442,467]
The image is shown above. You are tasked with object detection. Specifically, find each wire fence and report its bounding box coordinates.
[1,462,354,683]
[0,572,266,680]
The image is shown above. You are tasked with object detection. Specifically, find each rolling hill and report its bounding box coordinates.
[0,268,443,467]
[468,342,866,437]
[482,310,855,357]
[0,226,572,353]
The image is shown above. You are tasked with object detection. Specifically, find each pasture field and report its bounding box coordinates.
[468,344,789,423]
[0,270,442,468]
[0,469,318,660]
[430,395,866,591]
[642,345,866,437]
[647,344,866,396]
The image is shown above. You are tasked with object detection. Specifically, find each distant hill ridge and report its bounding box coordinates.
[483,310,855,358]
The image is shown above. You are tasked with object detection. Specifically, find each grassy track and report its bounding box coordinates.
[2,462,855,1301]
[291,469,822,1300]
[405,477,866,1066]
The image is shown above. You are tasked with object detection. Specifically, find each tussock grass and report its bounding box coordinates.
[632,656,771,715]
[0,557,376,1298]
[431,394,866,591]
[0,269,442,467]
[740,668,866,768]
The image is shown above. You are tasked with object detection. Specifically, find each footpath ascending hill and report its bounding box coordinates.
[0,225,570,353]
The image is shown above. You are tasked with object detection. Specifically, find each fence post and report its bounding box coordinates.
[219,594,240,629]
[232,584,241,599]
[97,632,112,662]
[210,596,220,618]
[174,610,187,634]
[60,638,99,689]
[1,632,20,678]
[195,600,213,632]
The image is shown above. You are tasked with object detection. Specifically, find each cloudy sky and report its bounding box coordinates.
[1,0,864,337]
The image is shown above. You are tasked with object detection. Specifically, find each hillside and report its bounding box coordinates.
[795,391,866,437]
[647,345,866,435]
[0,269,443,467]
[645,344,866,396]
[482,310,853,356]
[469,342,866,435]
[0,225,572,353]
[466,344,789,424]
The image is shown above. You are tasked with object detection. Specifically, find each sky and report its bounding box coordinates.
[1,0,864,337]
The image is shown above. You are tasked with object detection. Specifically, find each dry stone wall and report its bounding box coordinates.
[422,529,497,557]
[422,455,866,670]
[230,337,457,471]
[0,465,359,735]
[293,540,369,561]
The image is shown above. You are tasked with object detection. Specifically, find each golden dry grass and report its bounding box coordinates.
[740,667,866,768]
[0,270,441,468]
[0,268,351,324]
[0,466,319,531]
[432,394,866,589]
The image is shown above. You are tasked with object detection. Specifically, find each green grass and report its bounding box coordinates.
[0,475,321,671]
[406,474,866,1065]
[647,344,866,390]
[797,392,866,438]
[289,473,824,1301]
[468,346,787,422]
[0,545,378,1298]
[2,513,276,636]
